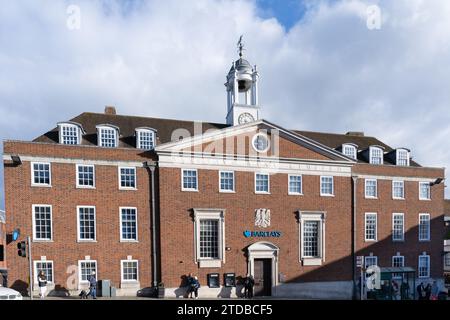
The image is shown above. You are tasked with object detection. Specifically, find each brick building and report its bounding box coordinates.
[2,46,446,298]
[0,209,6,286]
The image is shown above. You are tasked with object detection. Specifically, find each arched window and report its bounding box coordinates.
[341,144,358,159]
[57,122,84,145]
[135,128,156,150]
[96,124,119,148]
[396,148,410,166]
[369,146,384,165]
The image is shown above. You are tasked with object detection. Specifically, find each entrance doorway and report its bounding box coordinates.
[254,258,272,296]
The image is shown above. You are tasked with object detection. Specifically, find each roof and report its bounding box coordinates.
[32,111,418,166]
[0,210,5,224]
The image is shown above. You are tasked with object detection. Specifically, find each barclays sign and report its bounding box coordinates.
[243,230,282,238]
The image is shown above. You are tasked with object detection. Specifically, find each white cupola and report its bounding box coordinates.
[225,36,260,126]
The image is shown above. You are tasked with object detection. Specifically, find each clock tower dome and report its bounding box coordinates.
[225,36,260,126]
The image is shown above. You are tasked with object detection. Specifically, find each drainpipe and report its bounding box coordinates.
[351,176,357,300]
[143,161,158,289]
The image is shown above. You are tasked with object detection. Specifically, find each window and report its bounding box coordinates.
[392,213,404,241]
[365,256,378,269]
[59,124,80,145]
[396,149,409,166]
[288,175,302,195]
[365,179,377,198]
[182,169,198,191]
[194,209,224,267]
[445,253,450,267]
[119,167,136,189]
[136,128,156,150]
[369,147,383,165]
[365,213,377,241]
[320,176,334,196]
[76,165,95,188]
[392,255,404,279]
[34,261,54,284]
[299,212,325,265]
[419,214,430,241]
[342,144,357,159]
[77,206,96,241]
[120,207,137,241]
[78,260,97,284]
[219,171,234,192]
[252,134,270,152]
[255,173,270,193]
[97,126,118,148]
[121,260,139,282]
[419,182,431,200]
[31,162,51,186]
[392,181,405,199]
[32,205,52,241]
[418,254,430,278]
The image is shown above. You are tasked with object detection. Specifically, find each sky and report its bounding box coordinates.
[1,0,450,209]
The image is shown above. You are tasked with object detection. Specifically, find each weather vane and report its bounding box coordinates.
[237,35,244,58]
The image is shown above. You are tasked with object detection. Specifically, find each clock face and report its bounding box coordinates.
[238,112,255,124]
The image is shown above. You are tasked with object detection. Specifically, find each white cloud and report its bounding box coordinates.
[1,0,450,207]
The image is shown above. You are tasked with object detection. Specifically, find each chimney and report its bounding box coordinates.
[345,131,364,137]
[104,106,116,115]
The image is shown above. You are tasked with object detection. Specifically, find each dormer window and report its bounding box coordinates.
[96,125,119,148]
[369,146,384,165]
[136,128,156,150]
[58,122,83,145]
[396,149,410,166]
[342,144,357,160]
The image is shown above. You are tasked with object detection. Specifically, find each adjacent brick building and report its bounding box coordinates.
[2,47,446,298]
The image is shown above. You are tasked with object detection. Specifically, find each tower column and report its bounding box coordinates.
[233,70,239,104]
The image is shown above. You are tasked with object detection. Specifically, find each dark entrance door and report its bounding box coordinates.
[253,258,272,296]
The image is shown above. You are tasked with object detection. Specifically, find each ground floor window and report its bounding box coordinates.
[34,260,54,284]
[121,260,139,282]
[299,212,325,265]
[445,253,450,267]
[418,254,430,278]
[392,255,404,279]
[194,209,224,267]
[79,260,97,284]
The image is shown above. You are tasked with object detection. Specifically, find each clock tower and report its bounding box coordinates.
[225,36,260,126]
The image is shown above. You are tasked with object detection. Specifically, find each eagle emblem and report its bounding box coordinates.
[255,209,270,228]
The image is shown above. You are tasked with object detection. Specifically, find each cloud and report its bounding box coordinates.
[1,0,450,208]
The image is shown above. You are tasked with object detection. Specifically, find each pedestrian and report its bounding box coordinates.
[417,282,426,300]
[192,276,200,299]
[37,271,47,299]
[430,281,439,300]
[244,274,254,299]
[425,283,431,300]
[186,273,195,299]
[88,271,97,299]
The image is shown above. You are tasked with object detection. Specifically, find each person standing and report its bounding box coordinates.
[186,273,195,299]
[37,271,47,299]
[192,276,200,299]
[425,283,431,300]
[417,282,426,300]
[244,274,254,299]
[88,271,97,299]
[430,281,440,300]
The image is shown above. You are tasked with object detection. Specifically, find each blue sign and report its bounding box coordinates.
[244,230,281,238]
[12,228,20,241]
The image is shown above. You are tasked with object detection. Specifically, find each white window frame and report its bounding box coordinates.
[396,149,410,166]
[119,207,138,242]
[120,259,139,283]
[418,213,430,241]
[58,123,81,145]
[320,176,334,197]
[77,206,96,242]
[255,173,270,194]
[445,253,450,267]
[136,128,156,150]
[97,125,118,148]
[181,169,198,192]
[298,212,325,266]
[392,180,405,200]
[418,254,430,278]
[33,260,54,285]
[392,213,404,242]
[219,171,235,193]
[31,162,52,187]
[118,166,137,190]
[288,174,303,195]
[392,255,405,279]
[419,182,431,200]
[32,204,53,241]
[193,209,225,268]
[364,179,377,199]
[342,144,357,160]
[252,133,270,153]
[76,164,95,189]
[78,260,98,285]
[369,146,384,165]
[364,255,378,269]
[365,213,377,242]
